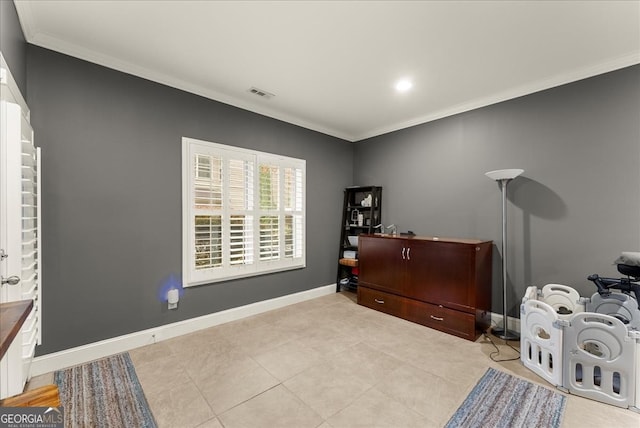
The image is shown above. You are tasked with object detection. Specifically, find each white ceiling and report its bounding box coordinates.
[14,0,640,142]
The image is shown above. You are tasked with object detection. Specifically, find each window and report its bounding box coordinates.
[183,137,305,286]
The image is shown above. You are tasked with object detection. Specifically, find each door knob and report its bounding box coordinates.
[1,275,20,285]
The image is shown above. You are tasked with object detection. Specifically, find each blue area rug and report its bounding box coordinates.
[54,352,156,428]
[445,367,566,428]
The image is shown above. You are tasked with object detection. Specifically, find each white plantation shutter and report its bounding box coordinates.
[228,159,254,267]
[195,215,222,269]
[284,167,303,259]
[192,153,223,275]
[1,64,42,394]
[259,164,279,261]
[285,215,303,259]
[230,215,253,265]
[259,215,279,260]
[284,167,302,211]
[21,120,41,382]
[259,164,279,209]
[229,159,253,210]
[194,154,222,209]
[183,138,305,286]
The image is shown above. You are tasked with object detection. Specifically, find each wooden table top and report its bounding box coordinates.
[361,233,491,245]
[0,300,34,360]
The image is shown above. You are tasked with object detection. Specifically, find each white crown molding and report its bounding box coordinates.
[13,0,37,43]
[353,52,640,142]
[30,283,336,376]
[22,30,354,141]
[15,1,639,143]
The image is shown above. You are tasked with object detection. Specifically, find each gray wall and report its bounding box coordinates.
[27,46,354,355]
[0,0,27,96]
[18,21,640,353]
[354,65,640,317]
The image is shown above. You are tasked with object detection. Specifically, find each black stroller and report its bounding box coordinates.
[587,252,640,311]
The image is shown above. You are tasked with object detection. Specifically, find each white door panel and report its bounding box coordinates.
[1,101,24,303]
[0,53,41,398]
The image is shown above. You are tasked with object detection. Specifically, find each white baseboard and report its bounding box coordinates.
[31,283,336,376]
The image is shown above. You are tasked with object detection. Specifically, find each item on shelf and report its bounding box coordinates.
[343,250,357,259]
[351,209,359,224]
[336,186,382,292]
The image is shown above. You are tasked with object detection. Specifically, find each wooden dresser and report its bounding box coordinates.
[357,234,492,341]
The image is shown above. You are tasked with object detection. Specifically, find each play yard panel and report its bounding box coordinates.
[520,284,585,388]
[520,285,640,411]
[521,295,564,387]
[562,312,638,409]
[587,291,640,330]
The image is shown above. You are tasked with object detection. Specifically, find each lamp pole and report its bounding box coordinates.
[485,169,523,340]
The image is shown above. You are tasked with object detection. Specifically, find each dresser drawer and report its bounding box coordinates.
[405,300,476,340]
[357,287,405,319]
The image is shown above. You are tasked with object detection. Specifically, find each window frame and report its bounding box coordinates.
[182,137,306,287]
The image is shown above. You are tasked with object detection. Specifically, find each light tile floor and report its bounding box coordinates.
[29,292,640,427]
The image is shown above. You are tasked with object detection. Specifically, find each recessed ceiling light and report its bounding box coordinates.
[395,79,413,92]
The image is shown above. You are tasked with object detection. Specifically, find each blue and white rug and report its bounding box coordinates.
[54,352,156,428]
[445,367,566,428]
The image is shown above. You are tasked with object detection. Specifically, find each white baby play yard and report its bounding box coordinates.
[520,252,640,411]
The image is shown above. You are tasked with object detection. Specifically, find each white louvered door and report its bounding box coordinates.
[0,54,42,397]
[18,118,41,385]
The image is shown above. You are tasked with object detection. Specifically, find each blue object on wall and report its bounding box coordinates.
[158,273,184,302]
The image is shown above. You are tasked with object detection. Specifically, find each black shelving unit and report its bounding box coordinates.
[336,186,382,292]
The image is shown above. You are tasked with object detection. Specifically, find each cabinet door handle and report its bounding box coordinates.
[430,315,444,321]
[374,298,385,304]
[406,247,410,260]
[401,247,405,260]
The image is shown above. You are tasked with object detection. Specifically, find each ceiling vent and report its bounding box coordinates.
[248,86,275,100]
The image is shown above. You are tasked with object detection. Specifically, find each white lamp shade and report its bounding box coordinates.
[485,169,524,181]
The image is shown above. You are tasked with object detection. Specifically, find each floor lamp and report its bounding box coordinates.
[485,168,524,340]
